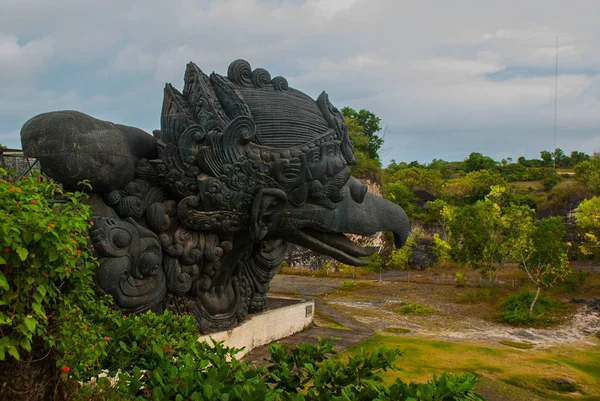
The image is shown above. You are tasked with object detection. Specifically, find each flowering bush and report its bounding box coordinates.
[0,169,94,360]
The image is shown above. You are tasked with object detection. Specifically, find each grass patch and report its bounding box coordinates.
[384,327,411,334]
[339,280,358,291]
[458,288,497,303]
[498,289,568,326]
[342,335,600,400]
[499,341,534,350]
[396,301,433,315]
[313,310,350,330]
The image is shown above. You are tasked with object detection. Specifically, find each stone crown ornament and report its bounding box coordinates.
[21,60,409,333]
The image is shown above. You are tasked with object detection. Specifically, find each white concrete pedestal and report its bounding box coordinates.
[197,297,315,359]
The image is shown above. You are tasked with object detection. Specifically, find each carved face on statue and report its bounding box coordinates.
[21,60,409,333]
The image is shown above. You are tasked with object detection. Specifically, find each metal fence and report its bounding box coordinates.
[0,148,40,178]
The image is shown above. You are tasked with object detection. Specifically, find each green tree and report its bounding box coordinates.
[574,196,600,258]
[385,182,422,219]
[553,148,569,168]
[442,169,506,205]
[341,107,384,161]
[387,167,444,197]
[570,150,590,166]
[540,167,561,190]
[510,217,570,312]
[574,153,600,194]
[442,186,531,282]
[540,150,554,167]
[345,116,382,178]
[464,152,496,172]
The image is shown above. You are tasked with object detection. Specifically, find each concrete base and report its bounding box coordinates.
[198,297,315,359]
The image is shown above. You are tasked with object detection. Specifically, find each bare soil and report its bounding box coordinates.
[270,265,600,347]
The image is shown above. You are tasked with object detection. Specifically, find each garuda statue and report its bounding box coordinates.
[21,60,409,333]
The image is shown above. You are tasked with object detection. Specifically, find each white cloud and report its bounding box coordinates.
[111,45,155,74]
[1,0,600,161]
[0,35,54,82]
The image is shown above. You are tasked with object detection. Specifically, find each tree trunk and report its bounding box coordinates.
[529,286,541,313]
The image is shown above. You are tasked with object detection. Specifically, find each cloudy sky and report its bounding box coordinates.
[1,0,599,164]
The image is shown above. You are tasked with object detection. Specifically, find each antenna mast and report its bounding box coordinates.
[553,36,559,168]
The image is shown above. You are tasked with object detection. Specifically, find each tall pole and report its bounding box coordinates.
[553,36,559,169]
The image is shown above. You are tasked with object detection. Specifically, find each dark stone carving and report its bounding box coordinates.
[20,60,410,333]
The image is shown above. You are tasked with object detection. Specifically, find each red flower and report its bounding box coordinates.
[14,201,18,205]
[83,324,88,330]
[3,247,9,253]
[62,366,70,373]
[43,273,49,278]
[76,249,81,255]
[9,187,15,191]
[37,177,41,182]
[103,336,110,341]
[31,200,36,204]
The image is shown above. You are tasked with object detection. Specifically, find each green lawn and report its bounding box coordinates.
[343,334,600,400]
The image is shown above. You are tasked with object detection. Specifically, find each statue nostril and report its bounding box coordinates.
[349,179,368,203]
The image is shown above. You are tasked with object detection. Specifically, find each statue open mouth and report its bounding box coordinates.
[289,229,379,266]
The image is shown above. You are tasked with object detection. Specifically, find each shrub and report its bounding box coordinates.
[396,301,433,315]
[340,280,358,291]
[387,235,416,270]
[498,289,564,325]
[0,170,93,360]
[454,271,466,287]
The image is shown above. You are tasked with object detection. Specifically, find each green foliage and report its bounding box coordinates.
[387,235,416,270]
[345,116,382,179]
[464,152,496,172]
[386,167,444,197]
[498,289,564,326]
[540,167,561,190]
[574,153,600,194]
[454,271,466,287]
[443,186,530,280]
[363,252,384,276]
[510,216,570,311]
[385,182,422,219]
[442,169,506,205]
[556,270,591,293]
[570,150,591,166]
[432,233,451,262]
[341,107,383,162]
[574,196,600,258]
[396,301,433,315]
[340,280,358,291]
[0,169,93,361]
[540,150,554,167]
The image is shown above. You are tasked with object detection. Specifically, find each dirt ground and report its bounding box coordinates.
[270,266,600,347]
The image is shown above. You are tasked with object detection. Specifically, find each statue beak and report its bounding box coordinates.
[281,177,410,266]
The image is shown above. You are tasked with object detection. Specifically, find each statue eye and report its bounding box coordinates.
[111,229,131,248]
[307,149,321,165]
